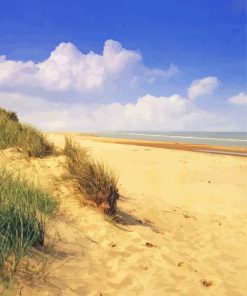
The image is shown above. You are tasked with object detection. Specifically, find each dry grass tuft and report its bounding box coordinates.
[63,137,119,215]
[0,107,54,157]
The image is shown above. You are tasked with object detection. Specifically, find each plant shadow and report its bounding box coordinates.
[113,209,153,229]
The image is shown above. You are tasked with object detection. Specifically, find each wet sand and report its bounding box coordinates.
[75,133,247,157]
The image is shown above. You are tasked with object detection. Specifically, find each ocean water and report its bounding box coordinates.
[96,131,247,148]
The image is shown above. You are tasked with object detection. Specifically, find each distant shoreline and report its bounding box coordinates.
[81,134,247,157]
[45,132,247,157]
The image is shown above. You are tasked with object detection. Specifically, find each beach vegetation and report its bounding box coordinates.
[0,107,54,157]
[0,167,57,279]
[63,137,119,215]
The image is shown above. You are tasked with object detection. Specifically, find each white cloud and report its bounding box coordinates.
[0,40,178,99]
[188,76,219,100]
[229,92,247,105]
[0,40,243,131]
[0,91,237,131]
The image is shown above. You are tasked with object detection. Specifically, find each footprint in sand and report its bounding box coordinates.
[183,213,196,220]
[177,261,184,267]
[201,280,213,287]
[183,213,191,218]
[145,242,158,248]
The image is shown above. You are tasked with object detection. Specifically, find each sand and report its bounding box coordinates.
[1,133,247,296]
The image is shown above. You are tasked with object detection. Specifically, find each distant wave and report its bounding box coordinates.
[116,132,247,142]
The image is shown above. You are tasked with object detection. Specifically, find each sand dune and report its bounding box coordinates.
[1,133,246,295]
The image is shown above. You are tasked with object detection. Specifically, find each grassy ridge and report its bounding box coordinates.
[64,137,119,215]
[0,106,119,288]
[0,167,57,277]
[0,107,54,157]
[0,107,58,282]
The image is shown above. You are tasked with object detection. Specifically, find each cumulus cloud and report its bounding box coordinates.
[0,40,243,131]
[0,91,237,131]
[0,40,178,101]
[229,92,247,105]
[188,76,219,100]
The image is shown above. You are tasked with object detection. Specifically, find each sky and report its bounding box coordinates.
[0,0,246,131]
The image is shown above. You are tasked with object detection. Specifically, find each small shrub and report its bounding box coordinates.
[64,137,119,215]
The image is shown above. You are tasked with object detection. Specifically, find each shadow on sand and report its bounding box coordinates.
[114,209,151,227]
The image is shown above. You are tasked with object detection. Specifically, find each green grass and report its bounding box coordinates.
[64,137,119,216]
[0,107,54,157]
[0,167,58,277]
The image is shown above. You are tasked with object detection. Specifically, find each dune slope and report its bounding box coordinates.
[1,133,246,296]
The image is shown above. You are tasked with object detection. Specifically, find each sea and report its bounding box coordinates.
[96,131,247,148]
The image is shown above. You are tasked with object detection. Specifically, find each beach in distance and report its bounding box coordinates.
[93,131,247,156]
[15,132,245,295]
[96,131,247,147]
[1,131,247,295]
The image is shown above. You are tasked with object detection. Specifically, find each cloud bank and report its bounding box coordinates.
[0,91,237,131]
[0,40,245,131]
[0,40,177,102]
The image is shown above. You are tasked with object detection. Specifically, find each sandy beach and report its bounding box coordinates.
[1,133,247,295]
[1,1,246,295]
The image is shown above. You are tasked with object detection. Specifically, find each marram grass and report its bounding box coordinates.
[0,107,54,157]
[64,137,119,215]
[0,167,57,277]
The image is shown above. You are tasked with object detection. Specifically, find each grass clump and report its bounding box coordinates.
[64,137,119,216]
[19,124,54,158]
[0,107,54,157]
[0,167,57,277]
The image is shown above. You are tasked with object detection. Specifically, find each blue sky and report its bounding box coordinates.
[0,0,246,131]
